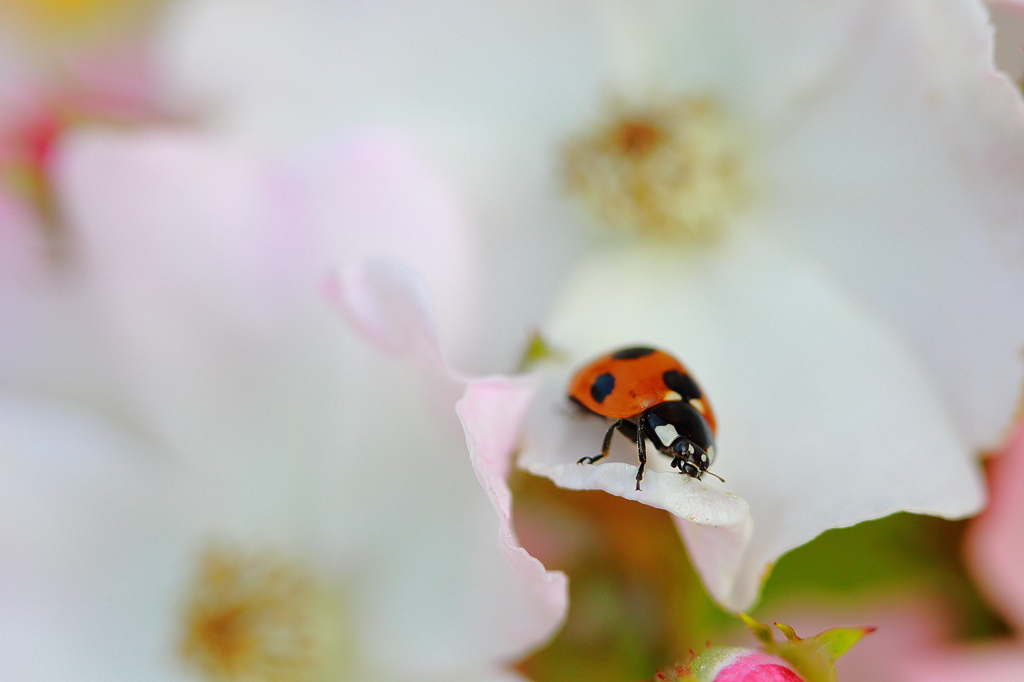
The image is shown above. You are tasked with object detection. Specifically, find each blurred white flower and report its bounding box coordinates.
[0,129,565,680]
[523,0,1024,610]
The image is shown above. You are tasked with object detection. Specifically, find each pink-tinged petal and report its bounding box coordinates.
[457,376,569,658]
[57,127,478,338]
[60,39,165,121]
[297,134,479,363]
[965,421,1024,630]
[330,258,568,661]
[325,259,444,366]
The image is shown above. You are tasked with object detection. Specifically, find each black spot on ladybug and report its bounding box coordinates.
[590,372,615,403]
[611,346,657,360]
[662,369,702,400]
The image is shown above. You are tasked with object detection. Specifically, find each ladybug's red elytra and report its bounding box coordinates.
[567,346,719,490]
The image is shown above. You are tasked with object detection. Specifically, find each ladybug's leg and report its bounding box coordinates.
[614,419,638,442]
[577,419,624,465]
[634,414,648,491]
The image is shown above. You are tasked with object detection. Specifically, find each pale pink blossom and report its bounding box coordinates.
[0,129,566,680]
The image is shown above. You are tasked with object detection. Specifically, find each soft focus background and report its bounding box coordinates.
[3,1,1024,681]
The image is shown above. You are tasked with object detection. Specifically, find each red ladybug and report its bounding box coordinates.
[567,346,719,490]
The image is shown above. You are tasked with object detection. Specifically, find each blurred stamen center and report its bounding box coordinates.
[614,120,664,157]
[564,96,744,241]
[179,546,342,682]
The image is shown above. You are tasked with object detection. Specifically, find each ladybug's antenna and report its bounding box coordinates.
[703,470,726,483]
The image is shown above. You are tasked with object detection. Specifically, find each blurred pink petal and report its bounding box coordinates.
[326,259,444,364]
[895,422,1024,682]
[0,17,169,245]
[966,421,1024,630]
[458,376,569,659]
[902,644,1024,682]
[299,135,478,362]
[765,594,954,682]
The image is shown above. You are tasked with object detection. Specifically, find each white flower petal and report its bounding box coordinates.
[525,231,984,610]
[0,394,200,681]
[759,0,1024,448]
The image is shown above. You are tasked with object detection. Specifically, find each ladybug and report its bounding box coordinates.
[567,346,720,490]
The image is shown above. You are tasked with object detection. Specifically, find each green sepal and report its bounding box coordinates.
[739,614,874,682]
[517,330,565,371]
[738,612,774,646]
[807,624,876,660]
[775,622,799,642]
[653,647,748,682]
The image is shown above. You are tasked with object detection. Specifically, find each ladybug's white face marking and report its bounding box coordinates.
[664,390,683,402]
[689,398,706,414]
[654,423,680,447]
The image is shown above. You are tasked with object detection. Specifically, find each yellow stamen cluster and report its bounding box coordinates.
[179,546,342,682]
[564,97,744,242]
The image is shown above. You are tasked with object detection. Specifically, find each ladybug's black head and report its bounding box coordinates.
[671,439,711,478]
[641,401,720,481]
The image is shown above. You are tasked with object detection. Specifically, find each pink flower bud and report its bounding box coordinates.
[654,617,873,682]
[710,650,804,682]
[659,647,804,682]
